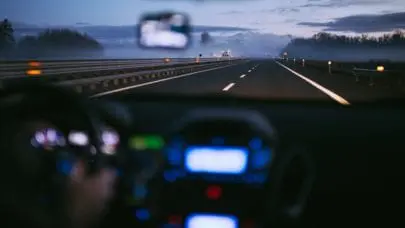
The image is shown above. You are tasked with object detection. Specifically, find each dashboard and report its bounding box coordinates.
[1,86,405,228]
[98,95,405,228]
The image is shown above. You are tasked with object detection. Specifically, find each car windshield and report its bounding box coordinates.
[1,0,405,103]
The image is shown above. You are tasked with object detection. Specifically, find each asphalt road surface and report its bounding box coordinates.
[95,59,405,104]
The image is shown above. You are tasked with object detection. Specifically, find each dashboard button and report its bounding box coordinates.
[251,149,271,169]
[163,170,185,182]
[135,208,151,221]
[133,184,148,199]
[166,147,182,165]
[249,138,263,150]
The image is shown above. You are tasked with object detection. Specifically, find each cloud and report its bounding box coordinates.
[222,6,300,16]
[76,22,91,26]
[298,12,405,33]
[284,18,299,23]
[260,8,300,14]
[220,10,245,15]
[12,24,254,40]
[100,31,290,58]
[300,0,396,8]
[380,10,396,14]
[144,0,263,2]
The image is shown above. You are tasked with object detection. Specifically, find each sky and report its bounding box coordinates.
[1,0,405,37]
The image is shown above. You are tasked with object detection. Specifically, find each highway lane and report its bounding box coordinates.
[223,60,344,102]
[97,59,405,103]
[98,61,256,97]
[280,60,404,102]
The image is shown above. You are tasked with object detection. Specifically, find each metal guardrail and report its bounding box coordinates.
[278,58,405,90]
[0,59,248,94]
[58,59,247,96]
[0,57,231,70]
[57,62,226,86]
[0,57,240,80]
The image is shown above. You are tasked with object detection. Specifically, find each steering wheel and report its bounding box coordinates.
[0,82,123,186]
[0,82,158,226]
[0,81,138,228]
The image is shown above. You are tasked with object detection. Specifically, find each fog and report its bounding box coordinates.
[283,46,405,62]
[100,32,290,59]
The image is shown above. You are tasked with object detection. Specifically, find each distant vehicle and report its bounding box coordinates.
[221,49,231,57]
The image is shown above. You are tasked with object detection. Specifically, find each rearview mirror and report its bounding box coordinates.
[137,12,191,50]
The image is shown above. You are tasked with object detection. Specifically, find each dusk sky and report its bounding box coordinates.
[1,0,405,37]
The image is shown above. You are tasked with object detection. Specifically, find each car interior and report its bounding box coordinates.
[1,82,404,228]
[2,0,405,227]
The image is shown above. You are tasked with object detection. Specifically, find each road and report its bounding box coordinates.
[93,59,404,104]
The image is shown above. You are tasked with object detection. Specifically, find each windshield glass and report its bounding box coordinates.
[1,0,405,103]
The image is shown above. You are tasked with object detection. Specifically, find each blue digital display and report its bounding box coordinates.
[134,208,151,221]
[184,146,248,174]
[185,214,238,228]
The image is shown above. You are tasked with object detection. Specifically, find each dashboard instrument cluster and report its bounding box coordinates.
[134,109,278,228]
[163,109,276,184]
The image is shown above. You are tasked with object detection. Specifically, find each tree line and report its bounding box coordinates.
[281,30,405,61]
[0,19,103,59]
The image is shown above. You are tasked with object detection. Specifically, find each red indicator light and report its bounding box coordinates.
[206,185,222,200]
[168,215,182,224]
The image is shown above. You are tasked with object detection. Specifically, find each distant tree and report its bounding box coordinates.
[17,36,40,58]
[17,28,103,59]
[392,30,404,43]
[0,19,16,58]
[280,30,405,60]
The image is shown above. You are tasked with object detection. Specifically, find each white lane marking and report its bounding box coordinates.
[275,61,350,105]
[222,83,235,91]
[240,74,246,78]
[91,63,240,98]
[248,70,251,72]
